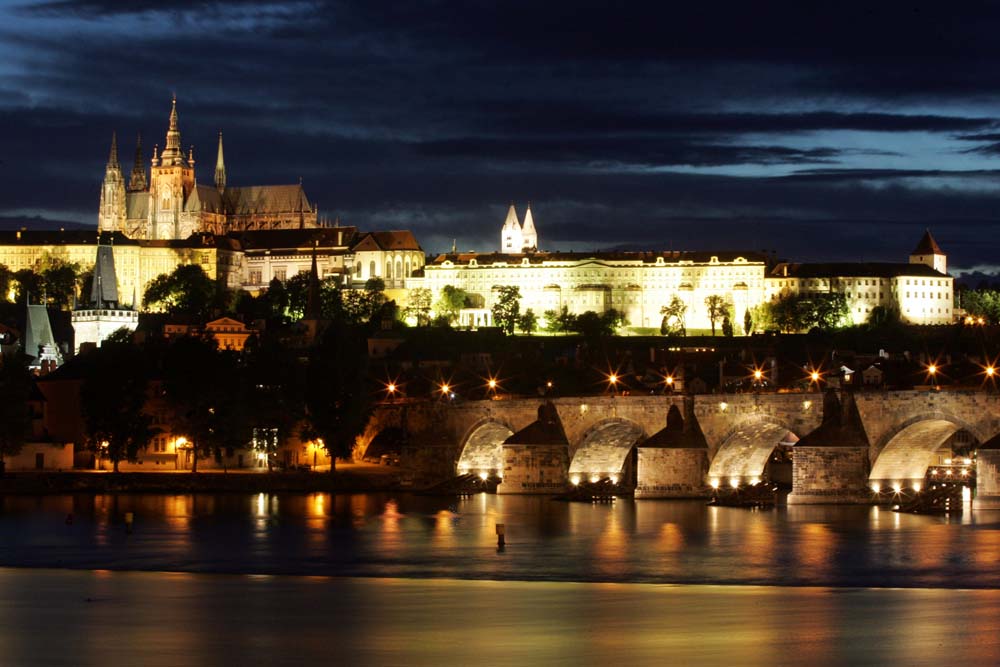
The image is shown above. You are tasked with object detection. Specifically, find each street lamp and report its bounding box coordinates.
[664,375,674,393]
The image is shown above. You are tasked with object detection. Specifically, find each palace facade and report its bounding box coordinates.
[412,207,955,330]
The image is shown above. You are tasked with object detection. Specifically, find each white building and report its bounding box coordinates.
[413,206,767,330]
[766,230,954,326]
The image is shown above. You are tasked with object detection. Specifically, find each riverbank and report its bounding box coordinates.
[0,463,403,494]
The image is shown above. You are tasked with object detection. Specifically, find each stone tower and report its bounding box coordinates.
[97,133,126,233]
[909,229,947,275]
[149,96,197,240]
[71,235,139,354]
[500,203,522,253]
[521,203,538,251]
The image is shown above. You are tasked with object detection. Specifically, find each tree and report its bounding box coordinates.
[704,295,729,336]
[543,307,574,333]
[263,277,289,322]
[491,285,521,334]
[721,315,734,337]
[162,336,247,472]
[403,287,433,326]
[434,285,468,324]
[80,341,154,472]
[0,264,11,303]
[41,261,81,309]
[342,278,387,327]
[12,269,43,305]
[517,308,538,334]
[143,264,218,319]
[305,323,372,471]
[660,296,687,336]
[743,309,753,336]
[0,352,31,472]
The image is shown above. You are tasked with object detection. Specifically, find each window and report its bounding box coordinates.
[274,268,287,282]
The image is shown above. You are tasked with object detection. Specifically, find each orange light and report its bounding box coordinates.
[987,366,996,377]
[440,383,450,394]
[753,369,763,380]
[609,374,618,384]
[488,379,497,389]
[810,371,820,382]
[927,364,937,375]
[387,383,396,394]
[665,376,674,385]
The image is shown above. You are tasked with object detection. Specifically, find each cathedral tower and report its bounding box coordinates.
[501,203,522,253]
[521,203,538,251]
[97,132,127,233]
[149,96,196,239]
[129,133,148,192]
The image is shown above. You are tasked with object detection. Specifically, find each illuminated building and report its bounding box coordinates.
[98,97,319,240]
[414,204,768,330]
[766,230,954,326]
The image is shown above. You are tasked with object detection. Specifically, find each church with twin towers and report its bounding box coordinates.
[98,97,320,240]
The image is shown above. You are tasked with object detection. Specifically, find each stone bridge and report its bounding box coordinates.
[360,390,1000,507]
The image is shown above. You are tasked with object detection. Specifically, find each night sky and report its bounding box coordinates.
[4,1,1000,275]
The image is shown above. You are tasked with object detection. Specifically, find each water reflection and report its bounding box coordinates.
[2,493,1000,588]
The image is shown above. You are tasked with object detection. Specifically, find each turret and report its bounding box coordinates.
[159,95,186,166]
[214,131,226,191]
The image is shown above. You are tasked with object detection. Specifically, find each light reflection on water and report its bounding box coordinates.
[1,493,999,587]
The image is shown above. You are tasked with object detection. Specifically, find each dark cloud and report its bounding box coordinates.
[1,0,1000,270]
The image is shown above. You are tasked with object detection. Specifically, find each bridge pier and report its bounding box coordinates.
[498,403,571,495]
[787,391,873,505]
[636,399,709,498]
[974,437,1000,509]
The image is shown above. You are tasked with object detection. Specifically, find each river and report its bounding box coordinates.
[1,493,999,665]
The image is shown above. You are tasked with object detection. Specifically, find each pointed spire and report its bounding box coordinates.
[521,202,537,251]
[151,143,160,167]
[89,237,120,308]
[214,131,226,191]
[912,228,943,256]
[161,95,184,165]
[107,132,120,170]
[503,202,520,229]
[129,133,147,191]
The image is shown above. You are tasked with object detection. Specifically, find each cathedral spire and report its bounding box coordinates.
[107,132,120,170]
[214,131,226,191]
[129,133,147,191]
[161,95,184,165]
[521,202,537,251]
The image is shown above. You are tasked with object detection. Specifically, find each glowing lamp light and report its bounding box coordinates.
[913,482,922,493]
[610,474,619,484]
[387,383,396,394]
[930,468,938,475]
[665,376,674,386]
[892,483,902,494]
[927,364,937,375]
[987,366,996,377]
[546,381,553,388]
[964,458,973,465]
[753,369,763,381]
[729,478,740,489]
[750,476,761,486]
[962,468,969,476]
[590,475,601,484]
[570,475,581,486]
[944,458,952,464]
[719,402,728,412]
[978,317,986,325]
[440,383,450,395]
[710,479,720,489]
[608,374,618,385]
[810,371,821,382]
[488,379,497,389]
[478,471,489,481]
[871,483,881,493]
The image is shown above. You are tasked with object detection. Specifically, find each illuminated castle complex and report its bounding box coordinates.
[98,97,318,240]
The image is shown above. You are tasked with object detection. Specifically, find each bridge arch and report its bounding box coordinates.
[568,418,645,483]
[708,416,800,485]
[869,413,990,488]
[456,419,514,476]
[362,427,405,462]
